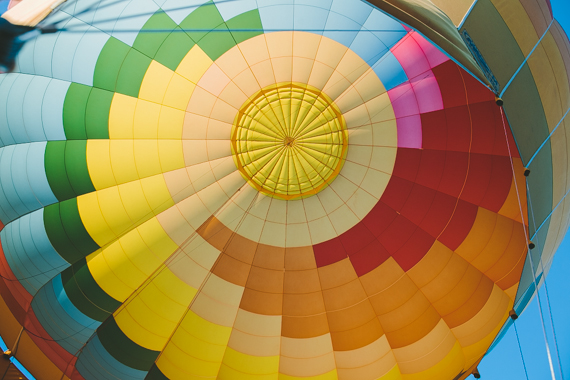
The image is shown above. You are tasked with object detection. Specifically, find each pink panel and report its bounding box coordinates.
[411,32,450,68]
[396,115,422,149]
[391,32,431,79]
[409,70,444,113]
[388,82,419,118]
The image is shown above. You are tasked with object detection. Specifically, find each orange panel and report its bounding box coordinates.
[318,258,359,290]
[326,301,378,333]
[283,269,322,294]
[246,266,284,294]
[359,257,406,296]
[417,255,469,304]
[239,288,282,315]
[282,292,326,317]
[407,241,454,289]
[212,253,251,286]
[330,317,384,351]
[284,246,317,270]
[282,314,330,339]
[368,274,418,316]
[253,244,286,270]
[439,275,494,328]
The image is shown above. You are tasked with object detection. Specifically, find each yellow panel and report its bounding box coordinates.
[86,217,179,301]
[133,100,161,139]
[139,60,174,103]
[491,0,538,56]
[86,140,116,190]
[400,341,464,380]
[158,106,185,139]
[110,140,139,185]
[114,268,197,350]
[176,45,214,83]
[134,140,161,178]
[158,140,185,172]
[278,370,339,380]
[109,93,137,139]
[221,347,279,376]
[163,73,197,111]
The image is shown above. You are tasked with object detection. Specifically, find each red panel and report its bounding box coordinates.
[0,244,32,313]
[437,151,469,198]
[438,199,478,250]
[340,222,376,256]
[314,237,347,267]
[400,184,437,226]
[391,148,422,182]
[379,215,417,254]
[380,176,414,211]
[349,239,391,276]
[419,191,458,238]
[470,101,498,155]
[362,201,399,237]
[459,153,493,206]
[392,228,436,271]
[462,69,495,105]
[414,149,446,190]
[479,155,513,212]
[432,61,467,108]
[445,105,471,153]
[421,110,447,150]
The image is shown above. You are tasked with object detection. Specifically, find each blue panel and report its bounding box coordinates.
[214,0,257,21]
[350,29,389,66]
[1,210,67,294]
[71,27,109,86]
[112,0,159,46]
[329,0,372,25]
[294,4,330,35]
[53,274,97,327]
[6,75,34,145]
[76,336,148,380]
[259,1,294,31]
[363,9,406,47]
[26,142,58,206]
[51,18,91,83]
[371,50,408,90]
[0,74,18,148]
[14,37,37,75]
[0,146,28,222]
[32,30,59,79]
[22,76,51,142]
[42,80,69,141]
[31,275,98,354]
[323,11,362,48]
[10,145,43,212]
[160,0,209,24]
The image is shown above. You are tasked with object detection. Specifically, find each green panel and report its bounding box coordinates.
[45,141,75,201]
[198,24,237,61]
[65,141,96,196]
[179,1,224,42]
[115,49,152,98]
[154,27,195,71]
[93,37,130,92]
[527,141,554,238]
[227,9,263,45]
[85,88,113,139]
[133,11,178,58]
[44,199,99,264]
[460,0,525,90]
[98,318,160,371]
[502,64,550,164]
[146,366,170,380]
[61,259,121,322]
[62,83,90,140]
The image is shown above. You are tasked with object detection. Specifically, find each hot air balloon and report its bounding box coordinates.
[0,0,568,379]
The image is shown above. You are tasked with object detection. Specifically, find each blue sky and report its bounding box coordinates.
[478,2,570,379]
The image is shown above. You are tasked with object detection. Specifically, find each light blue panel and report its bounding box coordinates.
[0,73,18,148]
[71,27,109,86]
[26,142,58,206]
[293,4,330,34]
[350,29,389,66]
[214,0,257,21]
[56,0,103,25]
[9,145,45,212]
[323,11,361,48]
[1,210,66,293]
[371,50,408,90]
[53,274,98,327]
[51,18,92,83]
[31,276,98,354]
[14,37,37,75]
[87,0,129,38]
[330,0,372,25]
[111,0,159,46]
[259,1,294,31]
[22,76,51,142]
[6,75,34,144]
[41,80,69,141]
[363,9,406,46]
[161,0,211,24]
[76,336,148,380]
[0,146,29,222]
[0,152,17,224]
[31,23,65,78]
